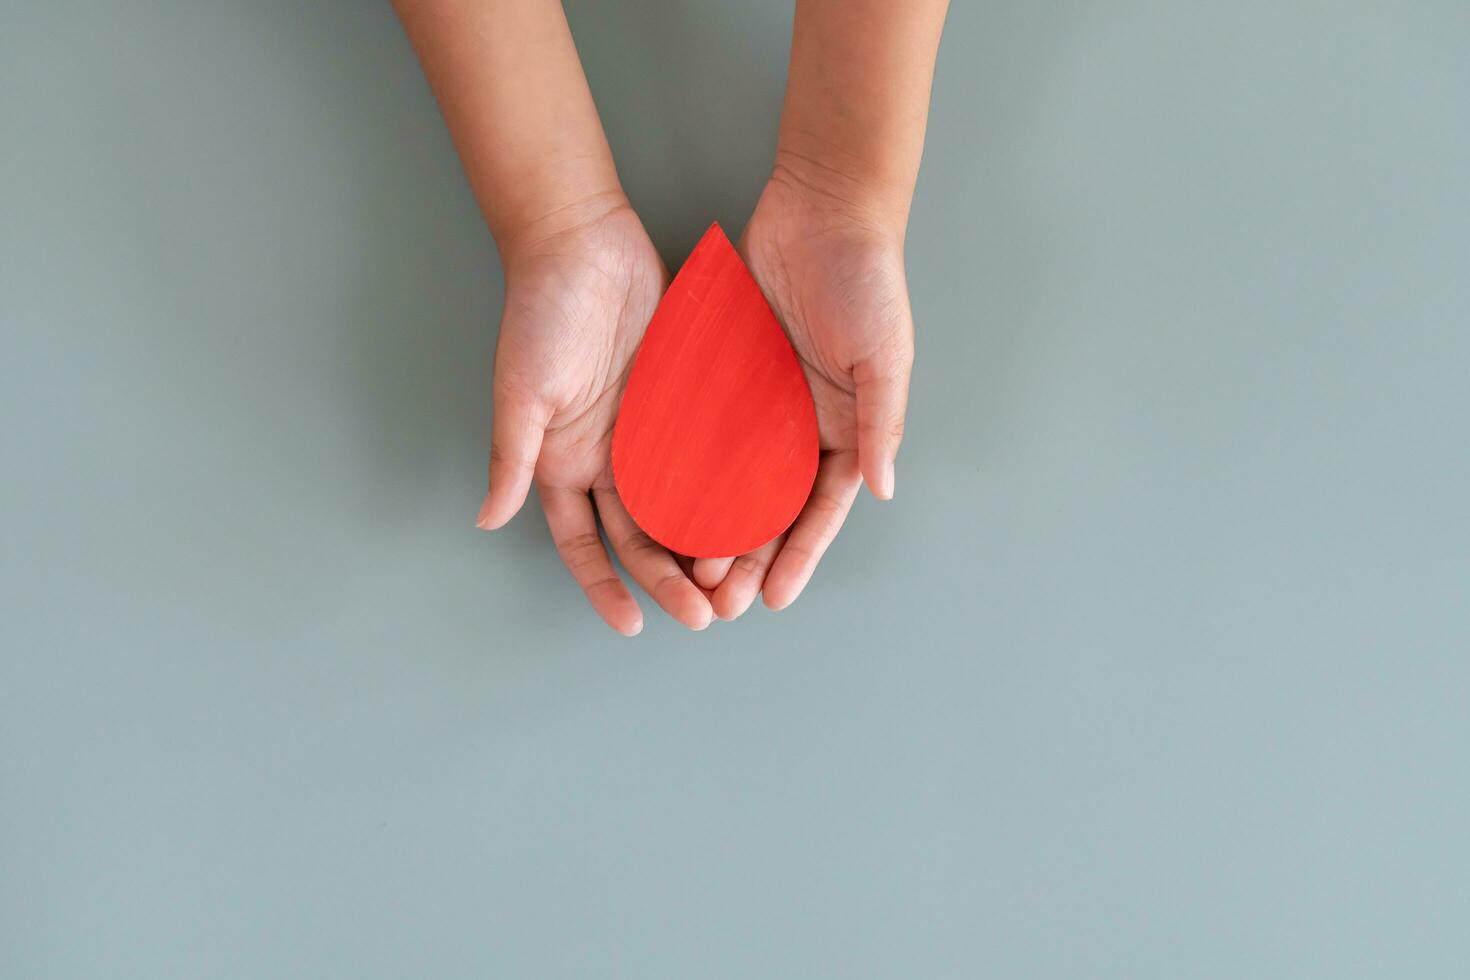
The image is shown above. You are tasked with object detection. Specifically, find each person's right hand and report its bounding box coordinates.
[690,167,916,620]
[475,196,715,636]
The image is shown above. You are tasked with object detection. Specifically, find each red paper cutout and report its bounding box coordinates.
[612,223,819,559]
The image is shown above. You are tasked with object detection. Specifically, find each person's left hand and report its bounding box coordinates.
[691,169,916,619]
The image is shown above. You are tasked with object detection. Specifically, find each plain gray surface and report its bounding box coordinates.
[3,2,1468,976]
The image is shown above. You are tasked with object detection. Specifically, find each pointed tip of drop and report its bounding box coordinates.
[684,222,738,271]
[701,221,731,247]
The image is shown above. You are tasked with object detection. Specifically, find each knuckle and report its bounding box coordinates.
[624,530,664,558]
[858,413,906,445]
[583,575,624,599]
[732,554,767,578]
[782,538,816,569]
[559,531,604,569]
[489,442,533,472]
[651,571,688,601]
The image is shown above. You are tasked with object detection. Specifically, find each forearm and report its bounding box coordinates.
[776,0,950,229]
[394,0,623,253]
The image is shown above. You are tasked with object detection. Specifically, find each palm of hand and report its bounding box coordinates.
[742,177,913,468]
[481,205,715,635]
[692,176,916,618]
[498,209,661,492]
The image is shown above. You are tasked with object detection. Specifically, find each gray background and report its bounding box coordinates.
[3,1,1468,976]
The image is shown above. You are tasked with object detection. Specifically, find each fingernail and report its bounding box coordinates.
[474,492,496,530]
[879,461,896,501]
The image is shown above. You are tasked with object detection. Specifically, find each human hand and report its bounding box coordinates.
[475,197,715,635]
[691,167,915,618]
[397,0,944,632]
[687,0,947,618]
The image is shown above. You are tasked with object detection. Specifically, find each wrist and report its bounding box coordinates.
[770,142,914,239]
[492,179,631,266]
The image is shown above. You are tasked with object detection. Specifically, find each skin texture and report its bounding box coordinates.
[395,0,948,631]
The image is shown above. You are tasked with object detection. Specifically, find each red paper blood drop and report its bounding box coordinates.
[612,223,819,559]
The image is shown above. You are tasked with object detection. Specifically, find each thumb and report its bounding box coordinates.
[475,385,547,530]
[853,337,914,501]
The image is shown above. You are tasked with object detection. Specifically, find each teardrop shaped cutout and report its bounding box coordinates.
[612,223,819,559]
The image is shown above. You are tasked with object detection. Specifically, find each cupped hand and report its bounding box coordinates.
[692,169,916,618]
[475,197,714,635]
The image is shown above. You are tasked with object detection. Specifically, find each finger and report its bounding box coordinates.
[710,535,783,621]
[673,555,723,606]
[541,486,643,636]
[692,557,735,591]
[594,489,715,631]
[763,450,863,611]
[854,336,914,501]
[476,386,548,530]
